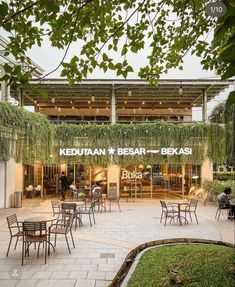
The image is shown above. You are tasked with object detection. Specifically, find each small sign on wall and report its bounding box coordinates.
[108,182,118,199]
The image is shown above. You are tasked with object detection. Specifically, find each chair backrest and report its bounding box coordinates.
[61,202,77,213]
[51,200,60,213]
[189,199,198,210]
[160,200,167,209]
[23,221,47,235]
[6,214,19,234]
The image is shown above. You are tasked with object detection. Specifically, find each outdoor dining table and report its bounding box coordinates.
[167,200,189,225]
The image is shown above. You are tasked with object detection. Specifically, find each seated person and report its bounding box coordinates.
[218,187,234,219]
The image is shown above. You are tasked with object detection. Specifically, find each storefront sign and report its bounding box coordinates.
[59,147,192,156]
[121,170,143,180]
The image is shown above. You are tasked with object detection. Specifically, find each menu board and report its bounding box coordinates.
[108,182,118,199]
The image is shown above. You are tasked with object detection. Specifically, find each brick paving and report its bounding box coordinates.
[0,197,234,287]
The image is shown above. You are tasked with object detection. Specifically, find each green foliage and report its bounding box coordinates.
[203,179,235,195]
[214,172,235,181]
[212,0,235,80]
[0,103,229,165]
[0,102,53,163]
[0,0,227,87]
[54,122,226,165]
[127,245,235,287]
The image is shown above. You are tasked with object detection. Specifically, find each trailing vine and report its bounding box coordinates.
[0,102,228,165]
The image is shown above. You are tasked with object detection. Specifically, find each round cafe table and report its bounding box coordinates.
[167,201,189,225]
[24,215,56,222]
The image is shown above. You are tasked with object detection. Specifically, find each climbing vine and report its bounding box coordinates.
[0,102,228,165]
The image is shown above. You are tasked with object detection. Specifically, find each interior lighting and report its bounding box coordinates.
[34,101,37,104]
[133,108,136,113]
[179,86,183,95]
[89,106,92,109]
[124,101,127,104]
[147,165,151,169]
[138,107,141,110]
[128,89,132,96]
[106,106,109,110]
[159,101,162,105]
[72,106,75,109]
[96,108,99,113]
[55,106,57,109]
[58,107,61,112]
[177,101,180,104]
[91,95,95,102]
[88,101,91,104]
[106,101,109,104]
[51,97,55,103]
[139,165,144,169]
[142,101,145,105]
[122,107,125,110]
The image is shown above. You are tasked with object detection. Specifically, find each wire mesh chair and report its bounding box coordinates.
[160,200,178,226]
[60,202,82,230]
[22,221,48,265]
[49,213,75,253]
[79,200,96,227]
[181,199,199,224]
[51,200,61,217]
[215,199,230,220]
[6,214,23,257]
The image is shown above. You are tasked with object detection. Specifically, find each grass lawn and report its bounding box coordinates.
[127,244,235,287]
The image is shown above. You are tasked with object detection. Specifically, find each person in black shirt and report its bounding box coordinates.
[60,172,68,200]
[218,187,234,219]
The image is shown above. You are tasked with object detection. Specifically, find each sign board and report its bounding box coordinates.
[108,182,118,200]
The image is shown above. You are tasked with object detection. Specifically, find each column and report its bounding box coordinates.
[202,90,208,122]
[201,158,213,183]
[111,83,116,124]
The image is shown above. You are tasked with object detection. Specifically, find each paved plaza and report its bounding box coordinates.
[0,197,234,287]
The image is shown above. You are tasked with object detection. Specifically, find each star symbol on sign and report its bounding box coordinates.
[108,147,115,155]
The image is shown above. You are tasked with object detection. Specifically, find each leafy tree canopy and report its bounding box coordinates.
[0,0,234,90]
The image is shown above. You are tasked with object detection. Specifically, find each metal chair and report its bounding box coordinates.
[51,200,61,217]
[181,199,199,224]
[49,213,75,253]
[92,188,106,213]
[160,200,178,226]
[79,200,96,227]
[22,221,48,265]
[215,199,230,220]
[60,202,82,230]
[6,214,23,257]
[107,196,121,212]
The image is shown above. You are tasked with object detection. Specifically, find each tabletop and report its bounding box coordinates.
[24,215,56,222]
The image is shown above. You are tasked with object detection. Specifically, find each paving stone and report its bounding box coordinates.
[87,271,106,280]
[75,279,95,287]
[50,271,70,279]
[14,280,38,287]
[0,280,16,287]
[69,271,88,279]
[32,271,52,279]
[95,280,112,287]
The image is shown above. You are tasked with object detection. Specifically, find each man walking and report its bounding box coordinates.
[60,172,68,200]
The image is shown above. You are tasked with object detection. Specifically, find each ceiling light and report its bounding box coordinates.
[138,107,141,110]
[96,108,99,113]
[91,95,95,102]
[89,106,92,109]
[70,100,73,104]
[106,106,109,110]
[55,106,57,109]
[58,107,61,112]
[179,86,183,95]
[124,101,127,104]
[142,101,145,105]
[133,108,136,113]
[88,101,91,104]
[128,89,132,96]
[106,101,109,104]
[177,101,180,104]
[159,101,162,105]
[34,101,37,104]
[72,106,75,109]
[122,107,125,110]
[51,97,55,103]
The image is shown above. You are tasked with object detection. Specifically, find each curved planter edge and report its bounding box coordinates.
[108,238,235,287]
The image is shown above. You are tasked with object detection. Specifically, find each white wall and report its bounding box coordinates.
[15,164,24,192]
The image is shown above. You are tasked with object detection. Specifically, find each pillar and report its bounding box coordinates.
[202,90,208,122]
[201,158,213,183]
[181,164,185,198]
[111,84,116,124]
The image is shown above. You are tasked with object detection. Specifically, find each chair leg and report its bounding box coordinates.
[54,234,57,247]
[45,240,47,264]
[164,214,167,226]
[117,201,121,212]
[215,208,218,219]
[92,212,96,224]
[217,209,221,220]
[65,234,71,254]
[6,237,12,257]
[70,231,75,248]
[89,214,92,227]
[22,241,24,266]
[14,236,19,250]
[160,211,163,223]
[37,242,41,257]
[189,212,193,222]
[194,212,198,224]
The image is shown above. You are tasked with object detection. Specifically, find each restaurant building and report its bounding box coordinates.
[0,78,232,207]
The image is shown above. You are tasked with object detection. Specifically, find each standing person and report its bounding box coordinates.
[60,172,68,200]
[218,187,234,220]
